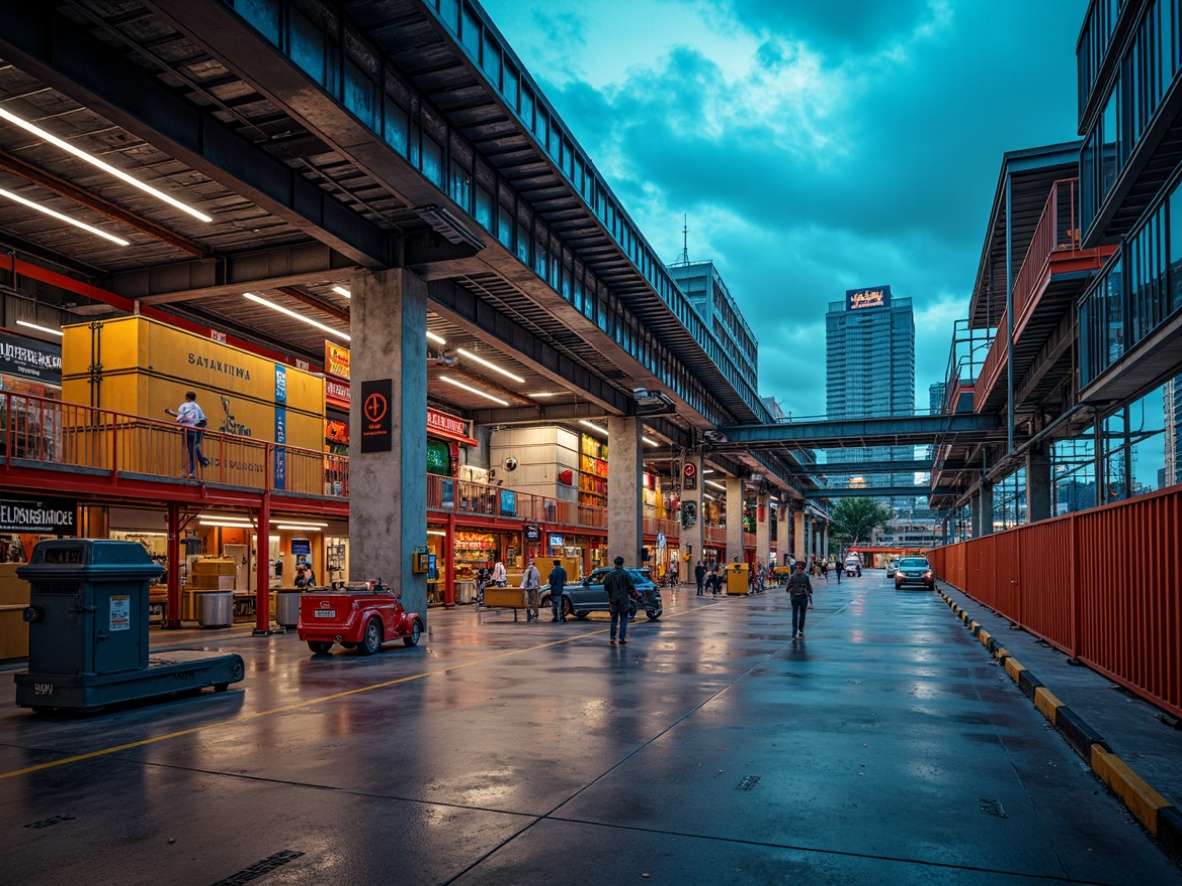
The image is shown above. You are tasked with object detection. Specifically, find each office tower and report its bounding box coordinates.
[825,286,915,506]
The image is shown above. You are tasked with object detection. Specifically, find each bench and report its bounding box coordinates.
[480,585,548,621]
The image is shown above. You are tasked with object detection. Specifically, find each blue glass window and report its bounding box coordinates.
[344,61,377,129]
[474,186,493,231]
[421,135,443,186]
[232,0,280,43]
[288,8,325,84]
[384,100,409,156]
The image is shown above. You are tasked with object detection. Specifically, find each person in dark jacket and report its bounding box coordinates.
[695,560,706,595]
[787,560,813,639]
[548,559,568,622]
[604,556,636,645]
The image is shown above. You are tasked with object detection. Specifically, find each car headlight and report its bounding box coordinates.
[923,570,933,579]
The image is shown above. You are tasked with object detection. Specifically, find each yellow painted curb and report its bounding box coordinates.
[1091,746,1168,836]
[978,629,992,647]
[970,620,979,633]
[994,645,1009,662]
[1033,686,1063,722]
[1004,657,1025,682]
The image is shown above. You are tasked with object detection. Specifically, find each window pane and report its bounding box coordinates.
[422,135,443,185]
[475,186,493,231]
[288,8,325,84]
[384,99,409,155]
[344,61,377,129]
[233,0,280,43]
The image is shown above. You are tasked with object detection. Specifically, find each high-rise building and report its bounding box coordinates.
[825,286,915,504]
[1166,375,1181,488]
[667,260,758,386]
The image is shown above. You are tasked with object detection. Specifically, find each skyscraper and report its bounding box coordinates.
[825,286,915,503]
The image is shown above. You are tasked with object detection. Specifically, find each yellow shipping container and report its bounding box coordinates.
[61,315,325,452]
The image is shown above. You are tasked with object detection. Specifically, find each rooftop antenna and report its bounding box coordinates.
[673,215,690,266]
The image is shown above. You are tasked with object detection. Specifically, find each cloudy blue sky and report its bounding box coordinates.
[479,0,1089,419]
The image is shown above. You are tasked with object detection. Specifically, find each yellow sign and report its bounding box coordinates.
[325,342,351,381]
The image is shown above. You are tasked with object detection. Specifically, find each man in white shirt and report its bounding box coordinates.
[174,391,210,478]
[520,558,541,622]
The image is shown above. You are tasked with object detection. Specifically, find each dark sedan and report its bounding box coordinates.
[894,557,935,590]
[542,567,663,620]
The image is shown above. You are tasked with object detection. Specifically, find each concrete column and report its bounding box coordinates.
[754,490,770,571]
[1026,444,1052,524]
[726,477,744,563]
[820,521,829,558]
[680,452,705,572]
[775,495,790,565]
[350,269,428,619]
[980,482,995,536]
[793,507,805,560]
[607,415,643,566]
[804,513,814,558]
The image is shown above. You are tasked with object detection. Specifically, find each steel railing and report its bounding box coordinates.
[929,485,1182,718]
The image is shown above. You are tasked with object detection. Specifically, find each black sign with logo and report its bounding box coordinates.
[0,496,76,534]
[525,524,540,541]
[360,378,393,453]
[0,332,62,384]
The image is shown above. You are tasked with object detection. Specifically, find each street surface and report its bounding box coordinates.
[1,574,1177,885]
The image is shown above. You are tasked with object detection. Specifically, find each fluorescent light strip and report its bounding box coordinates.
[0,106,213,223]
[244,292,350,341]
[0,187,130,246]
[439,375,509,406]
[427,530,447,536]
[276,525,326,531]
[457,348,525,383]
[16,320,64,338]
[273,521,328,529]
[579,420,607,437]
[427,331,447,345]
[706,480,727,491]
[528,392,561,398]
[199,520,255,528]
[331,286,351,298]
[642,436,659,447]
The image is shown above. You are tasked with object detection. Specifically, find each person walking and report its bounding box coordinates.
[787,560,813,639]
[548,559,568,622]
[695,559,706,595]
[492,559,507,587]
[475,563,490,606]
[294,563,317,589]
[709,563,722,596]
[172,390,209,478]
[521,558,541,622]
[604,556,636,645]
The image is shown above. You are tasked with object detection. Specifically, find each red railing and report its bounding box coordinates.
[929,486,1182,718]
[976,179,1080,413]
[0,392,343,498]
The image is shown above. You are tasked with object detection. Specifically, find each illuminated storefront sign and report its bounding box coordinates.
[0,496,76,534]
[325,378,351,410]
[846,285,892,311]
[427,407,478,446]
[325,342,351,380]
[0,331,62,384]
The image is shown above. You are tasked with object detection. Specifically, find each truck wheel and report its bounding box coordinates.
[308,641,334,654]
[359,617,383,655]
[403,620,422,647]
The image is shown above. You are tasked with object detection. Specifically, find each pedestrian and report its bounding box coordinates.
[709,564,721,596]
[294,563,316,588]
[787,560,813,639]
[492,559,507,587]
[521,558,541,622]
[820,558,829,581]
[171,390,209,478]
[548,559,568,622]
[475,563,490,606]
[695,559,706,595]
[604,556,636,645]
[835,555,842,584]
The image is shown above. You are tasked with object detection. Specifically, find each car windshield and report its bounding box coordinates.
[900,558,930,568]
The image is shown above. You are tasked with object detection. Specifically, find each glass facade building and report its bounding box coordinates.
[825,287,915,502]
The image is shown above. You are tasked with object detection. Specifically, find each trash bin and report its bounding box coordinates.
[275,589,302,627]
[455,580,475,604]
[726,562,749,595]
[20,539,162,677]
[197,590,234,627]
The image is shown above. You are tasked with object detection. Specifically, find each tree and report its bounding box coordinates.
[830,497,892,548]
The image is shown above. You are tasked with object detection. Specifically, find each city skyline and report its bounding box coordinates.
[480,0,1089,417]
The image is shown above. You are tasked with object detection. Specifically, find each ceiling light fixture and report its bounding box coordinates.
[579,420,607,437]
[457,348,525,383]
[528,392,562,398]
[198,519,255,528]
[0,187,130,246]
[642,436,659,447]
[440,375,509,406]
[427,530,447,537]
[16,320,64,338]
[276,524,328,531]
[0,106,213,223]
[244,292,350,340]
[426,331,447,345]
[272,520,328,529]
[706,480,727,491]
[331,286,351,298]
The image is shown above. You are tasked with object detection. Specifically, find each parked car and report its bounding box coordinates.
[844,556,862,577]
[894,557,935,590]
[886,558,901,578]
[298,583,425,654]
[543,566,663,620]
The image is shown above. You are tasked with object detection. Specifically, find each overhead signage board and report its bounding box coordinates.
[0,331,62,385]
[846,285,891,311]
[0,496,76,534]
[325,342,351,381]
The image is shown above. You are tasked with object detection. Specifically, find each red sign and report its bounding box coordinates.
[427,407,478,446]
[326,419,349,444]
[325,342,351,380]
[326,378,351,410]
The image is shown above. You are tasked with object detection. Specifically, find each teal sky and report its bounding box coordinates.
[478,0,1090,418]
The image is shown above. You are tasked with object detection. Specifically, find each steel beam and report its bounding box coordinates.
[715,414,1003,449]
[787,460,937,476]
[0,4,389,267]
[803,486,951,499]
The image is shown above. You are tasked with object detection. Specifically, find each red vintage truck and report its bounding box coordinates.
[297,582,424,655]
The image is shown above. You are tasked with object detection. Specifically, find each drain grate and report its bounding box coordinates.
[978,798,1007,818]
[24,814,76,829]
[736,775,761,792]
[209,850,304,886]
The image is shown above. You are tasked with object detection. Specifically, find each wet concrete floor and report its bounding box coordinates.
[1,575,1178,885]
